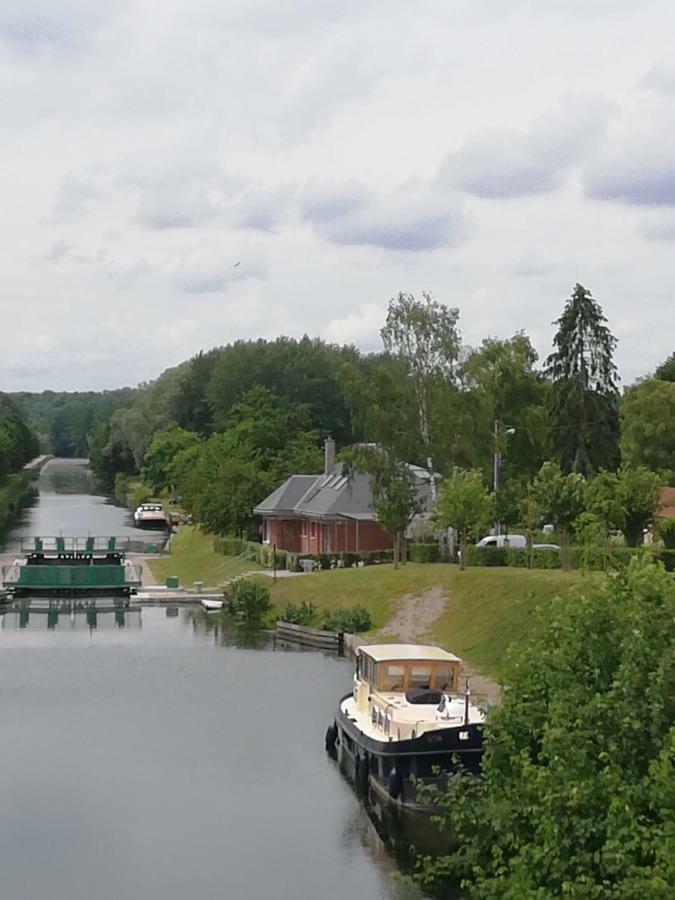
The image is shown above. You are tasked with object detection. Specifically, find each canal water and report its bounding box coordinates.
[0,460,419,900]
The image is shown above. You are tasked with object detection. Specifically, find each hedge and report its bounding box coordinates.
[213,536,287,569]
[464,545,674,572]
[409,542,440,563]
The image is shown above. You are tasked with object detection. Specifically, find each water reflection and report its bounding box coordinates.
[0,598,142,631]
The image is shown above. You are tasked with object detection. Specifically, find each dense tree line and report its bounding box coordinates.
[11,388,139,458]
[0,393,39,479]
[15,284,673,539]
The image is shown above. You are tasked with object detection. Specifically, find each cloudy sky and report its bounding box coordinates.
[1,0,674,391]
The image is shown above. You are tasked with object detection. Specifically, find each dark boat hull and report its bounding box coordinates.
[333,694,484,812]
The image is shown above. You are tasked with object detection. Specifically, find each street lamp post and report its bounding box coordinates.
[493,419,515,537]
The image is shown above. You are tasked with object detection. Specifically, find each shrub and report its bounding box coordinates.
[280,601,316,626]
[409,542,440,563]
[323,606,372,633]
[657,517,675,549]
[227,579,272,622]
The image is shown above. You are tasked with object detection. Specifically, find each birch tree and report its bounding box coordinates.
[381,292,460,498]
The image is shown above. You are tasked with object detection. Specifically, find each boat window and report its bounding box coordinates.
[433,665,456,691]
[380,664,405,692]
[408,665,432,690]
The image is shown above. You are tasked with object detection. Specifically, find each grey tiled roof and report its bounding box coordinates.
[254,463,437,521]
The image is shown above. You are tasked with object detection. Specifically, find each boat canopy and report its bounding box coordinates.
[357,644,462,694]
[358,644,461,663]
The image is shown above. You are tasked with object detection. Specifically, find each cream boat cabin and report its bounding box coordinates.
[326,644,485,811]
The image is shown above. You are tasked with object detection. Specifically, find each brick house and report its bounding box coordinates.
[253,438,437,555]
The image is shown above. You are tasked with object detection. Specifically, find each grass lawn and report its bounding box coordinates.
[148,526,260,588]
[262,563,585,679]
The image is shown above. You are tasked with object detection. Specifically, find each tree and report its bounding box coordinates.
[342,445,421,568]
[621,378,675,484]
[460,332,551,482]
[519,482,541,569]
[142,424,201,494]
[381,292,461,498]
[415,557,675,898]
[545,284,620,475]
[618,465,663,547]
[435,468,493,570]
[534,462,586,569]
[172,387,322,537]
[655,351,675,382]
[585,470,625,570]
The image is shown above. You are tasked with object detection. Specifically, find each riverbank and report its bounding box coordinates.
[148,526,261,588]
[157,528,583,680]
[0,473,34,539]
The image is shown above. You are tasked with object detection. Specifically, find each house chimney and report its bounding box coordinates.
[324,436,336,474]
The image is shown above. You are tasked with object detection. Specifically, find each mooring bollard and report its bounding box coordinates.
[194,581,204,594]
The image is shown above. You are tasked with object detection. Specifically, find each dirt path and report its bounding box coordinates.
[377,587,502,705]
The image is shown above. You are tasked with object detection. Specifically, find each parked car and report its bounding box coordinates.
[475,534,527,549]
[532,542,561,552]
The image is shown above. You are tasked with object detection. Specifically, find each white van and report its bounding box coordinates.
[475,533,527,550]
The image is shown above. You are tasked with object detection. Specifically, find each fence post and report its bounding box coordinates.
[273,543,277,583]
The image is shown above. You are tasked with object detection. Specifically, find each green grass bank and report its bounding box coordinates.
[263,564,583,679]
[156,528,584,679]
[148,526,261,587]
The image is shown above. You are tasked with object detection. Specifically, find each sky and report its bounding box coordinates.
[1,0,674,392]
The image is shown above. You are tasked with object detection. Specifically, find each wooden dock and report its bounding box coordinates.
[275,620,343,652]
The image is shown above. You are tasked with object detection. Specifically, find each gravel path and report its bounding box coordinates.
[377,586,502,704]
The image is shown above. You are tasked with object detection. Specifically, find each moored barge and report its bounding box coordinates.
[325,644,485,812]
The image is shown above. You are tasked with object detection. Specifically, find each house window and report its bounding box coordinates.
[300,519,308,537]
[261,520,269,544]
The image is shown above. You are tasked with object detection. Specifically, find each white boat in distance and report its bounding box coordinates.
[133,503,169,529]
[201,598,224,611]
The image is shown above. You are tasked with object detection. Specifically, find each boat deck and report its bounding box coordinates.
[341,691,484,742]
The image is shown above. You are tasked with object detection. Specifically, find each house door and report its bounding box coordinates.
[322,523,330,554]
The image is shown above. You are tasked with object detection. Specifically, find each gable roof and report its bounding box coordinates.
[253,462,437,521]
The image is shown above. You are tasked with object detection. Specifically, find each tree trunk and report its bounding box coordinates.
[415,380,436,501]
[393,532,400,569]
[460,529,467,571]
[561,526,571,571]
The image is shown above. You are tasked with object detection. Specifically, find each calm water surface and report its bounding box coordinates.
[0,460,414,899]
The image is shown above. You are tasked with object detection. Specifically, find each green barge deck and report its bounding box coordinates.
[1,537,142,597]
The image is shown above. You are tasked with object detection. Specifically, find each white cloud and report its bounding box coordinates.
[1,0,674,391]
[440,94,617,198]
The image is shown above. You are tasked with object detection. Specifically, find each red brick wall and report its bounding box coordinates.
[266,516,392,554]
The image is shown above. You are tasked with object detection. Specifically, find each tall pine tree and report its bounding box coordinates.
[545,283,619,475]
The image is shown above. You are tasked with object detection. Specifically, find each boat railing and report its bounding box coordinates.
[0,536,166,554]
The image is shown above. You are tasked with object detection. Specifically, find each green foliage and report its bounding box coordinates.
[415,557,675,897]
[381,291,461,481]
[207,336,360,445]
[435,468,493,570]
[10,388,138,459]
[460,333,551,482]
[227,579,273,621]
[657,517,675,549]
[621,378,675,484]
[142,424,201,494]
[175,387,322,536]
[534,462,586,568]
[619,465,663,546]
[212,535,286,569]
[408,542,440,563]
[322,605,372,633]
[545,283,620,475]
[280,601,316,626]
[0,394,39,479]
[654,351,675,382]
[342,444,421,567]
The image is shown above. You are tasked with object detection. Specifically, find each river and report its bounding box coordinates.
[0,459,419,900]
